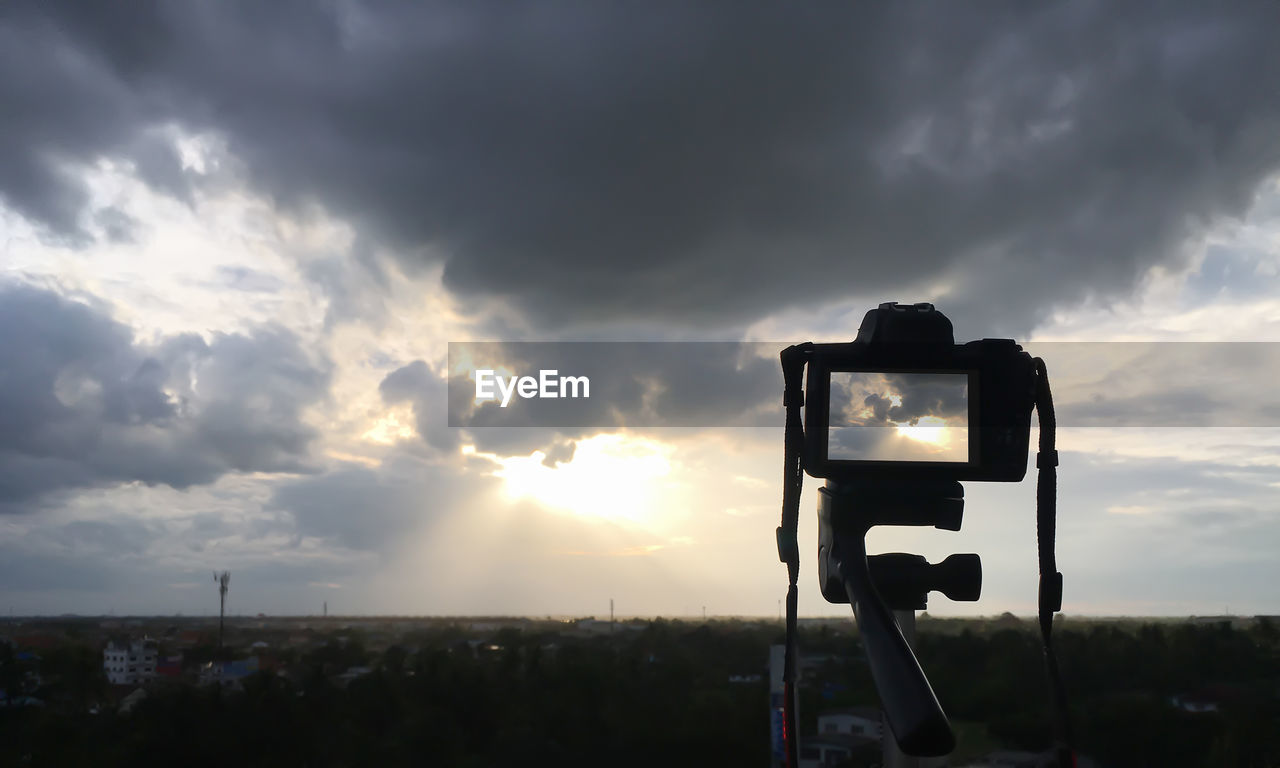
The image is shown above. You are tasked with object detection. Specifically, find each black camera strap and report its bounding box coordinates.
[778,342,812,768]
[1033,358,1075,767]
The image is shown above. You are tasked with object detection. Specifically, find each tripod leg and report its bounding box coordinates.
[882,610,952,768]
[834,533,954,757]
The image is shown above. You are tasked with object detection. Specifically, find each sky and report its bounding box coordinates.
[2,1,1280,618]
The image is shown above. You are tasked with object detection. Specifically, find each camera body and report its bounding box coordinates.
[803,303,1036,483]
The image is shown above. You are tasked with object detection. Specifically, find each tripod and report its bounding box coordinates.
[817,478,982,764]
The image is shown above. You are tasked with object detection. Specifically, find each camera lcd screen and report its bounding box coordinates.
[827,371,971,464]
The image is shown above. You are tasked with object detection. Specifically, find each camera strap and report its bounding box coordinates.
[1033,358,1076,767]
[778,342,812,768]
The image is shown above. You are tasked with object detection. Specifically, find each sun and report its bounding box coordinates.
[485,433,674,525]
[895,415,950,444]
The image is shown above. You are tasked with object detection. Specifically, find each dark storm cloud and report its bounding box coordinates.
[832,372,969,427]
[5,2,1280,332]
[0,283,332,510]
[882,373,968,424]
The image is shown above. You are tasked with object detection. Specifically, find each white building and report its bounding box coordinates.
[816,707,884,741]
[794,708,886,768]
[103,639,158,685]
[798,735,880,768]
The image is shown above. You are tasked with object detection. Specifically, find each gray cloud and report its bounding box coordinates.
[380,356,574,458]
[4,3,1280,333]
[833,372,970,427]
[92,206,138,243]
[1183,243,1280,305]
[1061,451,1280,506]
[302,238,396,330]
[52,519,159,557]
[0,282,332,511]
[0,533,371,613]
[213,265,286,294]
[376,342,784,458]
[0,548,128,593]
[540,439,576,468]
[379,359,461,454]
[827,372,972,462]
[447,342,780,429]
[270,464,419,552]
[1026,342,1280,427]
[268,453,493,552]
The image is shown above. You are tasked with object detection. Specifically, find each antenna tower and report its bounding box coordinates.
[214,571,230,650]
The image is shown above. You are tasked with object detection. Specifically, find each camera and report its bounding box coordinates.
[802,302,1037,483]
[776,302,1070,764]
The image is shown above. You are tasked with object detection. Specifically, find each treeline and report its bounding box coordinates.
[3,618,1278,766]
[803,618,1280,766]
[1,621,771,767]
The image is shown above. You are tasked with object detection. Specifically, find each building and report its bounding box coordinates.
[799,734,880,768]
[175,630,205,647]
[790,708,885,767]
[769,644,788,767]
[103,639,158,685]
[12,633,60,651]
[198,656,260,688]
[816,707,884,742]
[155,654,184,679]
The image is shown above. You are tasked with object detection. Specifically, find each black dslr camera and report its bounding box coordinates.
[803,302,1037,483]
[776,302,1071,764]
